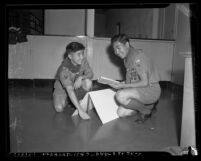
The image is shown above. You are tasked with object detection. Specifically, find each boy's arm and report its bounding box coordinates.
[66,86,90,120]
[59,67,72,87]
[81,58,93,80]
[65,86,83,110]
[59,67,90,119]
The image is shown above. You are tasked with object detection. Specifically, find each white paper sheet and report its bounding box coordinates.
[88,89,119,124]
[72,89,119,124]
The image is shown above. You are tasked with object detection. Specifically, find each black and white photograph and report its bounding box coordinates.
[4,3,199,158]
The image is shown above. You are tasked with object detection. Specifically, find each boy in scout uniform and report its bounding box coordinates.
[109,34,161,123]
[53,42,93,120]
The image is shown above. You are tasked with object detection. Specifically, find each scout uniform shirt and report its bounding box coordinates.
[55,57,93,88]
[124,46,160,86]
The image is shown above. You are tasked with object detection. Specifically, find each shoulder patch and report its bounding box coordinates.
[62,67,70,79]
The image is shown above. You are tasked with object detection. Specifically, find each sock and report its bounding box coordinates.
[123,98,151,115]
[72,109,78,117]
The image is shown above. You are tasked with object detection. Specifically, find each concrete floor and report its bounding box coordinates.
[9,81,183,153]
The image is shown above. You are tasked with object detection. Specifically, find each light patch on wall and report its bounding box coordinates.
[176,4,190,17]
[9,45,25,78]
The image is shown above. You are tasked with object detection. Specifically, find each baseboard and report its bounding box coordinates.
[8,79,183,93]
[9,79,34,88]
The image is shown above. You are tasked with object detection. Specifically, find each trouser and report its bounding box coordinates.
[115,83,161,116]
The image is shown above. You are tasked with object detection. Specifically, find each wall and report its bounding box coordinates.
[8,35,174,81]
[90,38,124,80]
[130,39,174,82]
[94,13,106,37]
[9,35,87,79]
[8,42,33,79]
[44,9,85,36]
[163,4,177,40]
[171,4,191,85]
[94,6,178,40]
[91,38,174,81]
[104,9,154,39]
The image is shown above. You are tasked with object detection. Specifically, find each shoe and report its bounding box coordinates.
[135,112,152,124]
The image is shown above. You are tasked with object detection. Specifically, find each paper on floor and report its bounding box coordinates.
[89,89,119,124]
[72,89,119,124]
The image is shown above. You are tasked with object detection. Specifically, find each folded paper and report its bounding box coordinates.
[72,89,119,124]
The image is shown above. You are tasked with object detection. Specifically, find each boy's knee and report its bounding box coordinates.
[54,104,64,112]
[82,79,92,91]
[117,108,125,117]
[117,106,137,117]
[115,91,126,104]
[53,90,67,111]
[117,107,130,117]
[116,89,140,105]
[53,97,66,112]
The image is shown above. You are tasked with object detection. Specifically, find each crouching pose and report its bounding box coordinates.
[53,42,93,120]
[109,34,161,123]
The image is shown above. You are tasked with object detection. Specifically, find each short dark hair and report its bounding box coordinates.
[66,42,85,55]
[111,34,130,45]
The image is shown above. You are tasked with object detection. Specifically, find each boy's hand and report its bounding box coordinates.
[108,82,125,89]
[74,76,83,89]
[78,108,90,120]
